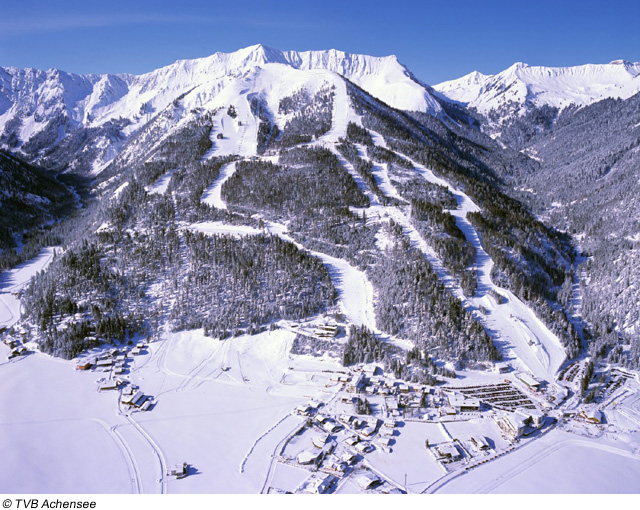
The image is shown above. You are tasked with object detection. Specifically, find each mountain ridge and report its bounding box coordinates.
[0,44,442,168]
[433,59,640,129]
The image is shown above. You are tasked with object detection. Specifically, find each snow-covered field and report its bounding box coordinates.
[365,421,447,492]
[0,355,134,493]
[434,429,640,494]
[0,326,343,493]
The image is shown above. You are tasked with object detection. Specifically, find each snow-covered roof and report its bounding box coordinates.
[357,473,380,490]
[517,373,541,387]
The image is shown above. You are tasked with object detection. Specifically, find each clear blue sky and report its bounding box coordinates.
[1,0,638,84]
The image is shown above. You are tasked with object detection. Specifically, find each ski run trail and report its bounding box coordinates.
[196,77,566,384]
[0,247,59,330]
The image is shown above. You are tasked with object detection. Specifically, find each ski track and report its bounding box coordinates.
[201,161,238,210]
[468,438,640,494]
[124,412,167,494]
[109,423,143,494]
[192,82,566,382]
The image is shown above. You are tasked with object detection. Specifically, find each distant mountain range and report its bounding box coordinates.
[434,59,640,133]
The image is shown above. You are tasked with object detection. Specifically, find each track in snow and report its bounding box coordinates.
[201,161,238,210]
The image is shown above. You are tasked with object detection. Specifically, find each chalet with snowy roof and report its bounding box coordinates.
[344,435,359,447]
[436,443,462,461]
[166,463,188,478]
[140,400,153,412]
[494,362,511,374]
[471,436,490,450]
[339,414,353,425]
[357,473,381,490]
[295,404,313,416]
[324,460,348,476]
[361,426,376,437]
[76,360,94,371]
[98,379,123,391]
[315,322,338,338]
[354,442,374,454]
[341,452,357,464]
[375,437,392,452]
[322,420,342,433]
[322,440,337,456]
[580,408,603,424]
[3,337,17,348]
[309,474,335,494]
[385,398,399,413]
[363,364,378,376]
[298,450,321,465]
[8,346,27,358]
[315,414,330,424]
[121,390,146,407]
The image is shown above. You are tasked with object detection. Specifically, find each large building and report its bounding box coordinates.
[447,392,481,412]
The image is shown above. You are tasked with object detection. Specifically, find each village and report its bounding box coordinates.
[2,314,638,494]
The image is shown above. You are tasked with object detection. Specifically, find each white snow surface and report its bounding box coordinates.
[145,169,175,195]
[434,60,640,118]
[0,326,343,493]
[434,429,640,494]
[201,162,237,209]
[0,247,58,329]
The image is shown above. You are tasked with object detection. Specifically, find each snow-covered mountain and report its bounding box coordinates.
[434,60,640,126]
[0,44,442,173]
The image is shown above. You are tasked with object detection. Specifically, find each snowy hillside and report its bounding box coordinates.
[434,60,640,124]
